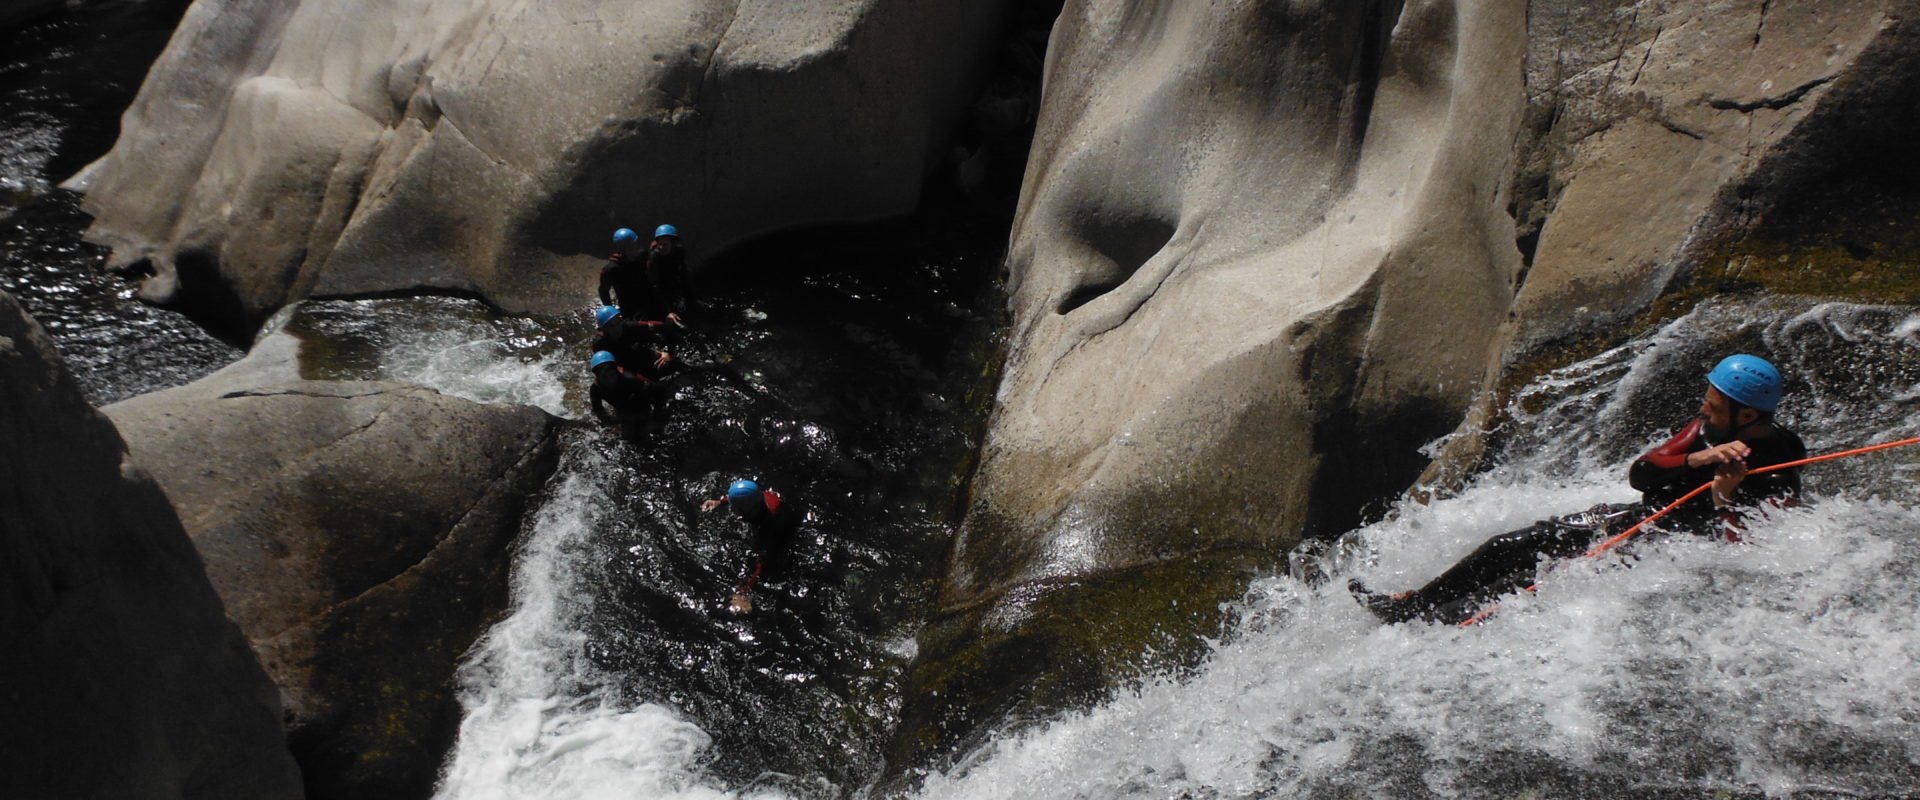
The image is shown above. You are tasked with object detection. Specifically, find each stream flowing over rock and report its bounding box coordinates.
[0,288,302,800]
[104,330,560,800]
[901,0,1920,762]
[67,0,1007,325]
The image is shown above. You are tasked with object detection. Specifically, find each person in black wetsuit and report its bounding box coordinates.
[590,305,675,376]
[587,350,661,429]
[640,224,695,326]
[701,478,802,613]
[599,227,654,320]
[1351,354,1807,624]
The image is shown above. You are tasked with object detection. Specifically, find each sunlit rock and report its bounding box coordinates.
[0,288,302,800]
[68,0,1006,326]
[104,331,560,800]
[902,0,1915,766]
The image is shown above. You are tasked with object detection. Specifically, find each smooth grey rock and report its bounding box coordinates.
[0,289,303,800]
[902,0,1915,766]
[105,338,559,800]
[70,0,1006,325]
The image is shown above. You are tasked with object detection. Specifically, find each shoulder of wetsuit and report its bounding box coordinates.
[1631,417,1704,477]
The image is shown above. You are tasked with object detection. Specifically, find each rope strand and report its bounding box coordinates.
[1458,436,1920,627]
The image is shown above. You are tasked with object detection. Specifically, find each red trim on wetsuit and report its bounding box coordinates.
[762,490,782,516]
[1639,418,1703,470]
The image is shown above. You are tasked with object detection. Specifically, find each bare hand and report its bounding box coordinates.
[668,312,683,327]
[1688,441,1751,469]
[701,498,724,512]
[1711,460,1748,507]
[654,350,673,369]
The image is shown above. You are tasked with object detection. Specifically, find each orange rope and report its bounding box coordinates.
[1458,435,1920,627]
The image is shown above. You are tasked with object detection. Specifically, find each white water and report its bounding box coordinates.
[923,300,1920,798]
[423,297,1920,798]
[378,321,576,419]
[434,442,760,800]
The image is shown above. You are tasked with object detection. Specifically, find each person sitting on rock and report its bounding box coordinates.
[641,223,695,326]
[587,350,659,427]
[1350,354,1807,625]
[701,478,802,613]
[599,227,654,320]
[589,306,674,378]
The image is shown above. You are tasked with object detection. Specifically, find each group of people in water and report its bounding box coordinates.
[581,223,1810,622]
[586,224,798,614]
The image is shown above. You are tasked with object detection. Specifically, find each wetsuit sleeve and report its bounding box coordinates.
[598,261,618,306]
[1737,429,1807,503]
[1628,418,1704,494]
[589,382,607,415]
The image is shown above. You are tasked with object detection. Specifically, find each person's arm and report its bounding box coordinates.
[598,262,617,306]
[589,382,610,419]
[701,496,728,512]
[1628,419,1704,492]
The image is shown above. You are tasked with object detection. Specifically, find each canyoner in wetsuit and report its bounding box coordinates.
[587,350,665,430]
[590,305,675,376]
[598,224,695,326]
[1350,354,1807,625]
[599,227,655,320]
[701,478,802,614]
[640,224,695,326]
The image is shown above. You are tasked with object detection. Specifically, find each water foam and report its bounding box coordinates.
[436,440,758,800]
[921,299,1920,798]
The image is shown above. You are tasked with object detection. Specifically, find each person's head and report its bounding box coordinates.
[613,227,639,247]
[1702,354,1781,438]
[726,478,763,515]
[654,223,679,241]
[594,305,621,329]
[590,350,619,380]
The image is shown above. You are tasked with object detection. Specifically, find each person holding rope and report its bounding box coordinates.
[1350,354,1807,625]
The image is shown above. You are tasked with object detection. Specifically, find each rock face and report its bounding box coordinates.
[104,334,559,800]
[0,289,302,800]
[901,0,1918,764]
[69,0,1007,326]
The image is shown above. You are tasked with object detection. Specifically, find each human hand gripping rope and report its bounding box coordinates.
[1458,435,1920,627]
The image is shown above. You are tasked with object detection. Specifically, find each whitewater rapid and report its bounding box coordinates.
[399,295,1916,799]
[921,299,1920,799]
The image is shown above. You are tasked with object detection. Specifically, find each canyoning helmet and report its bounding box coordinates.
[1707,354,1782,412]
[721,477,760,502]
[613,227,640,246]
[590,350,618,370]
[654,224,679,240]
[595,305,621,327]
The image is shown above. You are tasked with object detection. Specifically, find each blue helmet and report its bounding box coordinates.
[590,351,618,370]
[1707,354,1782,412]
[613,227,639,245]
[594,306,621,327]
[654,224,679,239]
[727,479,761,505]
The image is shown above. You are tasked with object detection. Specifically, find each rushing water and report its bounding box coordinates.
[273,216,1008,798]
[0,1,237,404]
[917,299,1920,799]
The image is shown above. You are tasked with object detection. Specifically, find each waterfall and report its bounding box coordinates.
[920,298,1920,799]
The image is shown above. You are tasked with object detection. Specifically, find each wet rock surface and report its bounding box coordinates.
[0,288,302,800]
[903,0,1920,768]
[71,0,1010,329]
[105,332,560,800]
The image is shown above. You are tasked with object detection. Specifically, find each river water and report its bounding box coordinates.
[12,5,1920,800]
[918,299,1920,799]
